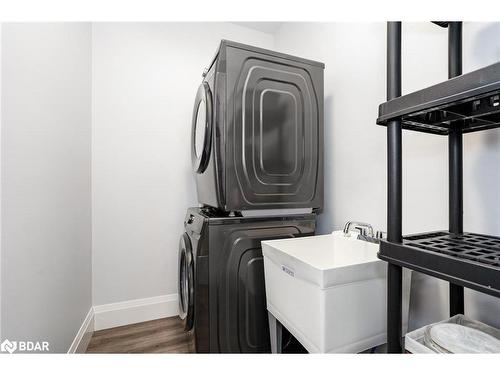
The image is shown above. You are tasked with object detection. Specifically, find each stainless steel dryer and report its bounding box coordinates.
[192,40,324,212]
[178,207,316,353]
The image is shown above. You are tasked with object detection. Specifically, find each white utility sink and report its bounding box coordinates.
[262,231,411,353]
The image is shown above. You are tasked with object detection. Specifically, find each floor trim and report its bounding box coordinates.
[68,307,95,353]
[93,294,179,331]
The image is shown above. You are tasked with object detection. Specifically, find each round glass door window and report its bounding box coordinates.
[194,100,207,158]
[178,233,194,331]
[191,82,212,173]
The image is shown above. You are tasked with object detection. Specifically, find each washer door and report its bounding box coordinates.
[178,233,194,331]
[191,82,213,174]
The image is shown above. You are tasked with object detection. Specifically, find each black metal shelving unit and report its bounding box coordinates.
[377,21,500,353]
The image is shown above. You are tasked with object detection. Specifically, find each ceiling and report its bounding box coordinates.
[232,22,284,34]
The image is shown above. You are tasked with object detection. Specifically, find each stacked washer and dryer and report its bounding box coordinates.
[178,40,324,353]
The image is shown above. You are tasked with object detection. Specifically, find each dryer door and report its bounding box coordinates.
[191,82,213,174]
[178,233,194,331]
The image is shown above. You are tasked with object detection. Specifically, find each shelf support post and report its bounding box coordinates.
[448,21,465,317]
[386,21,404,354]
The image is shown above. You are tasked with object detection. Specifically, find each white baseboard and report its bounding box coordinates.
[68,307,95,353]
[93,294,179,331]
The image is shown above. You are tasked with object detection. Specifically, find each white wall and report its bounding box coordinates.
[273,22,500,330]
[1,23,92,352]
[91,23,274,306]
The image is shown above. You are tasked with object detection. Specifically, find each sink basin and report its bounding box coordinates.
[262,231,411,353]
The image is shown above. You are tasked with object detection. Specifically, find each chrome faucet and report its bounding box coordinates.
[343,221,385,244]
[343,221,374,237]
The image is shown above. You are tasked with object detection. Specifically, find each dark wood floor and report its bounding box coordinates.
[86,317,195,354]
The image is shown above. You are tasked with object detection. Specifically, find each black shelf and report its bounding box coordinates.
[379,21,500,353]
[379,231,500,298]
[377,61,500,135]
